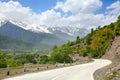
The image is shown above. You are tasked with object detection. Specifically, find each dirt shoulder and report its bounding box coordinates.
[94,61,120,80]
[94,36,120,80]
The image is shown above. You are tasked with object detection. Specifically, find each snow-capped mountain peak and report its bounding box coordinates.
[9,20,51,33]
[27,24,52,33]
[47,26,89,37]
[0,19,52,33]
[0,19,89,37]
[0,19,9,27]
[9,20,27,29]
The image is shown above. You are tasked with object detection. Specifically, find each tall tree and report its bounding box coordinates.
[76,36,81,43]
[52,45,58,50]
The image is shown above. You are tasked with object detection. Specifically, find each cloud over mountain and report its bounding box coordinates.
[0,0,120,29]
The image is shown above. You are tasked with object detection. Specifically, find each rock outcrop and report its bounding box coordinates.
[94,36,120,80]
[102,36,120,61]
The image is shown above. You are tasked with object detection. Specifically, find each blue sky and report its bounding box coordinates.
[1,0,117,13]
[97,0,117,14]
[0,0,120,29]
[1,0,61,12]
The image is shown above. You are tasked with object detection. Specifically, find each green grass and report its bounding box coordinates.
[105,71,119,80]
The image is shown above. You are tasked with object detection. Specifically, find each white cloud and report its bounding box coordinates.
[54,0,102,14]
[0,1,63,27]
[0,0,120,30]
[107,0,120,15]
[0,1,33,24]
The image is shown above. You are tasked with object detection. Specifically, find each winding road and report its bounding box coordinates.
[4,59,111,80]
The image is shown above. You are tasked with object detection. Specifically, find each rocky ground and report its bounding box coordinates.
[94,36,120,80]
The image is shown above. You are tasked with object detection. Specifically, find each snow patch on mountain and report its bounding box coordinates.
[0,19,9,27]
[9,20,51,33]
[27,24,52,33]
[0,19,52,33]
[9,20,27,29]
[47,27,89,37]
[0,19,89,37]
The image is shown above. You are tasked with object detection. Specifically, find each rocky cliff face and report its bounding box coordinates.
[94,36,120,80]
[102,36,120,61]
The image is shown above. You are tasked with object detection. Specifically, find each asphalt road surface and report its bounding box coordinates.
[4,59,111,80]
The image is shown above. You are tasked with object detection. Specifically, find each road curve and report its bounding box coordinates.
[4,59,111,80]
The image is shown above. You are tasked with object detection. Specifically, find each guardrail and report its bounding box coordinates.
[0,60,90,80]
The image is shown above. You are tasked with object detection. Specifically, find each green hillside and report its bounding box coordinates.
[50,15,120,62]
[0,15,120,68]
[0,34,34,51]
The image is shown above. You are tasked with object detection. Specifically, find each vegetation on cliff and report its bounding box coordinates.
[50,15,120,62]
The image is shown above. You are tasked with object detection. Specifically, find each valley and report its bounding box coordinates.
[0,0,120,80]
[0,19,88,51]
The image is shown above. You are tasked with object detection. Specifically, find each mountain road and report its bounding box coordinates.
[4,59,111,80]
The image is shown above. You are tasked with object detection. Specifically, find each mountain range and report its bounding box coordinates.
[0,19,89,51]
